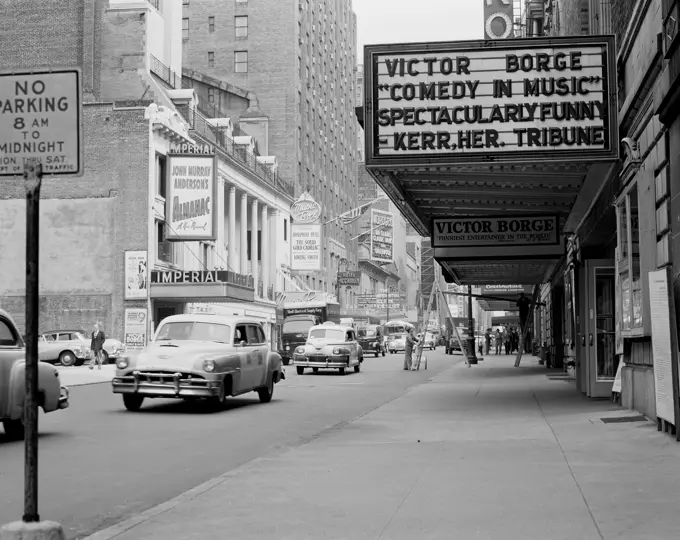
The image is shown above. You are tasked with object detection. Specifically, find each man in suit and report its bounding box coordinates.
[90,322,106,370]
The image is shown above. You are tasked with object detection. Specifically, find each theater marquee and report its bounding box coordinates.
[364,35,618,166]
[431,215,560,248]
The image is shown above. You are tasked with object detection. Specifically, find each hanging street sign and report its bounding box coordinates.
[0,68,83,176]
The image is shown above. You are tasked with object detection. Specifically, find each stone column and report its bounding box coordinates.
[217,176,226,266]
[240,193,248,275]
[251,199,259,296]
[228,186,237,272]
[261,204,269,299]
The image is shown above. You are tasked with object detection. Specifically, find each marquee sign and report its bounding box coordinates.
[364,35,618,167]
[431,215,560,248]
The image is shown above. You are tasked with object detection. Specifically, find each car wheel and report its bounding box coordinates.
[123,394,144,411]
[312,367,319,373]
[296,366,305,375]
[102,351,110,365]
[257,377,274,403]
[2,419,25,440]
[354,363,360,373]
[59,351,76,367]
[282,358,290,366]
[382,350,386,357]
[339,367,346,375]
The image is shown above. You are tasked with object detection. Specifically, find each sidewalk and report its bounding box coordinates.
[56,364,115,387]
[84,355,680,540]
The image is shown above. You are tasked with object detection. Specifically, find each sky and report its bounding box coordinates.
[353,0,485,54]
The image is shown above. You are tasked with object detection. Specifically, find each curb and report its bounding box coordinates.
[79,367,449,540]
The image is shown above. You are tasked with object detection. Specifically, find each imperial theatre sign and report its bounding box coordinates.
[363,35,618,166]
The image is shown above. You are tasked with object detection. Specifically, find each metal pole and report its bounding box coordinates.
[466,285,478,365]
[23,158,42,523]
[386,286,390,323]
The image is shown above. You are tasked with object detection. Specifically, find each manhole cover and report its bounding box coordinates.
[600,415,647,424]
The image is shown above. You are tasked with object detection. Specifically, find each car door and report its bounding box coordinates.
[233,324,252,392]
[247,324,268,388]
[346,330,357,364]
[1,317,25,412]
[41,333,61,361]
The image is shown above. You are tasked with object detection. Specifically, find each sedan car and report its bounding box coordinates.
[416,332,437,351]
[111,314,285,411]
[387,334,407,354]
[37,330,91,366]
[293,322,363,375]
[1,309,69,440]
[39,329,125,366]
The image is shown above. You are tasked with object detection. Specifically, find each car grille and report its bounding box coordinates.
[134,371,206,384]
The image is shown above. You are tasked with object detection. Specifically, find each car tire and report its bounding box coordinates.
[282,358,290,366]
[382,350,386,357]
[257,377,274,403]
[339,367,346,375]
[59,351,76,367]
[102,351,110,365]
[312,367,319,373]
[123,394,144,411]
[354,363,360,373]
[296,366,305,375]
[2,419,25,440]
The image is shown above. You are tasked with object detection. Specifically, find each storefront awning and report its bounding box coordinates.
[361,36,620,286]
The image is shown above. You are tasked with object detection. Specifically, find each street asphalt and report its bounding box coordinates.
[0,350,461,540]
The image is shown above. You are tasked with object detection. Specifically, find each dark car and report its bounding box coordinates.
[357,325,385,357]
[445,329,469,355]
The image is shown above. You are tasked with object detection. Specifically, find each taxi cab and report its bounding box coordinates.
[292,322,363,375]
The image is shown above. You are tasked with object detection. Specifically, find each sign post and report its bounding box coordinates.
[1,68,82,539]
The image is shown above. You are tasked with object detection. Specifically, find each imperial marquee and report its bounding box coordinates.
[364,35,618,166]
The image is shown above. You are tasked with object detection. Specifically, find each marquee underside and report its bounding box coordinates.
[366,161,613,285]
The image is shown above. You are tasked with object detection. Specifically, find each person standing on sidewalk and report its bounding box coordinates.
[90,322,106,370]
[403,327,418,370]
[484,329,492,355]
[494,328,502,354]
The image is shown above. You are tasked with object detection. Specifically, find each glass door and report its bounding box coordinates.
[585,260,617,398]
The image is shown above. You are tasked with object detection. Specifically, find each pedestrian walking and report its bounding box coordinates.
[484,329,491,355]
[494,328,502,354]
[90,322,106,370]
[511,327,519,353]
[504,329,511,355]
[403,327,418,370]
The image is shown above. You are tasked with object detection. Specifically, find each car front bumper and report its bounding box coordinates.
[388,344,405,351]
[58,386,70,409]
[111,371,222,398]
[293,355,349,368]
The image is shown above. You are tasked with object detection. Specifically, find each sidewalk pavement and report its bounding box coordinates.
[56,364,115,387]
[84,354,680,540]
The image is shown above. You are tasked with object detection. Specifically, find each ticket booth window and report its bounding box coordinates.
[616,183,642,333]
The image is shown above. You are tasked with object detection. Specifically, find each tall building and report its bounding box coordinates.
[182,0,360,293]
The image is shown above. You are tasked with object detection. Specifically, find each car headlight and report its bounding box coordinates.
[295,346,305,354]
[116,356,129,369]
[332,347,351,355]
[285,345,290,351]
[203,359,216,372]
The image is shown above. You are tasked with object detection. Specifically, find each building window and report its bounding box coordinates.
[234,51,248,73]
[208,51,215,67]
[157,222,173,264]
[284,219,287,241]
[616,183,642,331]
[208,16,215,33]
[208,88,215,104]
[182,18,189,40]
[157,153,167,198]
[235,15,248,37]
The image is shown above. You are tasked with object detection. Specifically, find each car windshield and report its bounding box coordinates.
[155,321,232,343]
[357,328,376,337]
[308,328,346,341]
[283,320,315,334]
[385,325,406,336]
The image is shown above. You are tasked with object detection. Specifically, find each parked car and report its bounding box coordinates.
[38,329,125,366]
[111,314,285,411]
[445,329,469,354]
[416,331,437,351]
[357,324,385,357]
[37,330,91,367]
[1,309,70,440]
[293,321,363,375]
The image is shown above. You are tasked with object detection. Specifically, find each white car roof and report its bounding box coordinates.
[309,323,354,333]
[158,314,263,327]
